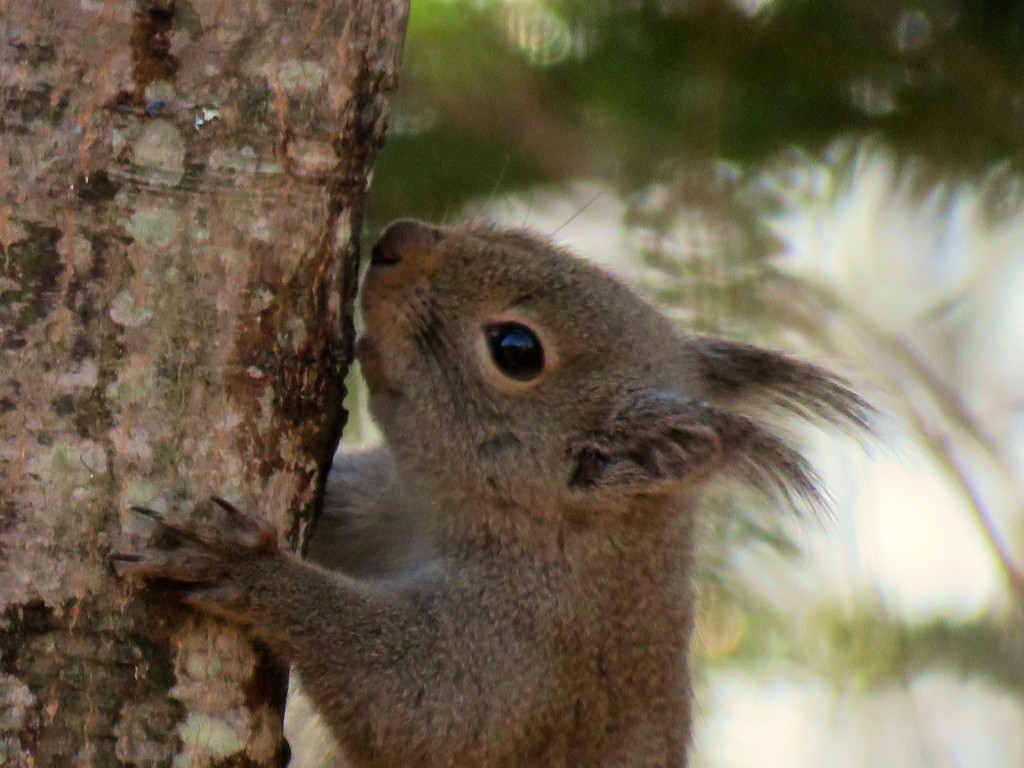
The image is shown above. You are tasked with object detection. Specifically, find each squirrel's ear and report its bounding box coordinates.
[568,391,823,508]
[692,337,873,434]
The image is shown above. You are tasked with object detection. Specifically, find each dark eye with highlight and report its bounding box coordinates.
[484,322,545,382]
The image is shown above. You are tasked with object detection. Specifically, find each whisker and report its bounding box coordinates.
[550,187,607,238]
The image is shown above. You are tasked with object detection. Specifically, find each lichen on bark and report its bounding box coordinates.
[0,1,409,765]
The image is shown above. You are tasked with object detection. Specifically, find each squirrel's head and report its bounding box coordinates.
[358,219,870,524]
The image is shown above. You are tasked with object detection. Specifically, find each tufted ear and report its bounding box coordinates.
[568,391,823,508]
[691,337,873,434]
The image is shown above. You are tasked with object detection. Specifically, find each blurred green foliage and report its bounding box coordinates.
[369,0,1024,227]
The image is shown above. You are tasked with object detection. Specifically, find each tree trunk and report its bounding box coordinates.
[0,1,408,766]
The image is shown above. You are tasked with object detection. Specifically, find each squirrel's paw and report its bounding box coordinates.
[111,497,281,623]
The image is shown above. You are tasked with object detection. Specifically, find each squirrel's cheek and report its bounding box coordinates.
[356,330,419,399]
[355,336,387,386]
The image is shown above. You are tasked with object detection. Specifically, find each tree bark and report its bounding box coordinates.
[0,1,408,766]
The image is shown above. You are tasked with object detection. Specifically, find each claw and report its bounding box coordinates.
[128,505,215,548]
[183,497,278,552]
[108,552,139,576]
[109,551,148,579]
[110,547,231,583]
[208,496,243,519]
[129,505,163,521]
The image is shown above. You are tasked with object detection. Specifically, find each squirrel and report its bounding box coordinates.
[114,219,871,768]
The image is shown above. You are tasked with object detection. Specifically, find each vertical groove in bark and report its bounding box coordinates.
[0,1,409,766]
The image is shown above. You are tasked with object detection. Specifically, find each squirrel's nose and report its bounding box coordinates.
[371,219,443,266]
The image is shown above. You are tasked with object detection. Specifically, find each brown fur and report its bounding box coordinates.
[115,219,870,767]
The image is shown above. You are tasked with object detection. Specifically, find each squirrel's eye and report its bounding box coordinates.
[484,322,545,382]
